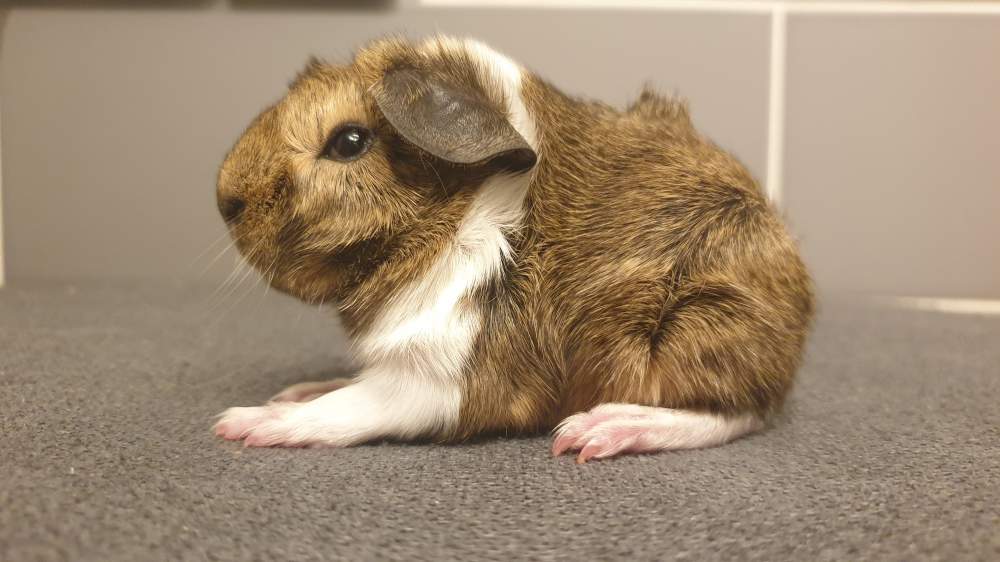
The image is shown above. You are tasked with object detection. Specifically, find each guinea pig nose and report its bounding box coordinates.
[218,195,246,224]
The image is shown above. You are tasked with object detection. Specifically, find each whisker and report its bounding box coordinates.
[219,267,264,321]
[200,262,246,321]
[262,254,280,297]
[198,234,242,280]
[249,252,281,318]
[204,239,262,316]
[205,264,255,322]
[218,248,261,304]
[207,252,248,304]
[186,229,232,272]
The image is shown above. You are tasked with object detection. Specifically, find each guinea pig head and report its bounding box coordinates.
[215,38,536,307]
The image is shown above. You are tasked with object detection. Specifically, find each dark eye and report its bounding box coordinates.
[323,124,373,161]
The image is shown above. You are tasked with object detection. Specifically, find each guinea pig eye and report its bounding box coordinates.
[323,124,373,162]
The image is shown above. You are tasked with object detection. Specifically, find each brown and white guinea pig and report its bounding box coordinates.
[212,36,814,462]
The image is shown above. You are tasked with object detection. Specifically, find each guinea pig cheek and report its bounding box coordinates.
[284,154,346,216]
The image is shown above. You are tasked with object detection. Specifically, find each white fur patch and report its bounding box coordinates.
[213,370,461,446]
[354,172,531,438]
[278,366,463,443]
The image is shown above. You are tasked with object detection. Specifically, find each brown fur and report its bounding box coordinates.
[217,36,814,443]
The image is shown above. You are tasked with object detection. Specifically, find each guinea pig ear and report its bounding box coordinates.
[373,66,536,173]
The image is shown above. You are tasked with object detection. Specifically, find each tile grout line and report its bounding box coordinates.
[0,9,5,289]
[765,5,786,207]
[424,0,774,10]
[423,0,1000,14]
[779,1,1000,14]
[883,297,1000,315]
[0,92,4,289]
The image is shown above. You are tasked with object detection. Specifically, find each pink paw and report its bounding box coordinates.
[214,406,276,440]
[269,378,353,402]
[551,404,761,463]
[241,420,310,448]
[213,404,302,446]
[552,404,653,463]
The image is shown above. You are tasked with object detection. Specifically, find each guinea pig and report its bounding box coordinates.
[212,36,814,462]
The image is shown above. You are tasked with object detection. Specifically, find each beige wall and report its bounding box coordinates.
[784,13,1000,300]
[1,1,998,300]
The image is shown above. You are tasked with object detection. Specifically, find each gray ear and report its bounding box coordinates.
[373,66,536,171]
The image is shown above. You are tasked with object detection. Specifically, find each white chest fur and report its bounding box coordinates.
[353,172,531,435]
[352,38,538,437]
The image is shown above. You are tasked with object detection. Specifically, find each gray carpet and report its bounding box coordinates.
[1,282,998,561]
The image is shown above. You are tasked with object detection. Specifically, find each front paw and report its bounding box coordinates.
[214,403,313,447]
[214,405,286,441]
[212,401,363,448]
[213,376,403,448]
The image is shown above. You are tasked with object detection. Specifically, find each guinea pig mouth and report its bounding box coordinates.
[324,236,396,278]
[246,234,395,306]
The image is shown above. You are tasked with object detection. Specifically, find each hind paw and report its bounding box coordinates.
[552,404,762,463]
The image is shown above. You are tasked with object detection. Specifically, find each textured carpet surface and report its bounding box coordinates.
[1,282,998,562]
